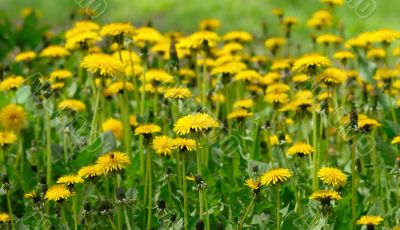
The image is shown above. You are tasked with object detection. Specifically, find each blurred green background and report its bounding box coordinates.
[1,0,399,37]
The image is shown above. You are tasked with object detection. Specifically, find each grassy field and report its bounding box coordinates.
[2,0,399,36]
[1,0,400,229]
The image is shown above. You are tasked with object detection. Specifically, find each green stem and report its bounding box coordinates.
[115,177,122,230]
[238,194,256,230]
[146,150,153,229]
[119,94,132,158]
[182,154,188,230]
[312,77,319,190]
[140,60,147,116]
[0,147,3,166]
[45,99,52,186]
[89,78,103,143]
[73,196,78,230]
[128,49,140,109]
[17,133,24,176]
[176,153,182,189]
[389,94,398,125]
[201,56,207,108]
[204,189,210,230]
[7,191,15,230]
[108,215,118,230]
[351,134,357,229]
[63,121,68,164]
[153,92,158,118]
[276,186,281,230]
[139,136,145,179]
[123,207,132,230]
[196,137,204,220]
[370,134,386,217]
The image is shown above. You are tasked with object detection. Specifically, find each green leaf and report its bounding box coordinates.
[281,210,302,230]
[71,131,116,169]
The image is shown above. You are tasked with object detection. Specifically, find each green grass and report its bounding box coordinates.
[2,0,399,37]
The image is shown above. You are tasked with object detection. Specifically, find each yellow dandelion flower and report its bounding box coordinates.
[317,67,346,86]
[261,168,292,186]
[164,87,192,99]
[102,118,123,140]
[272,8,283,17]
[265,37,286,51]
[80,53,124,77]
[0,131,17,147]
[374,68,398,81]
[234,70,261,82]
[233,99,253,109]
[309,190,342,203]
[139,83,156,94]
[65,20,100,38]
[269,135,292,146]
[211,93,226,104]
[222,31,253,43]
[0,76,24,91]
[0,104,27,131]
[173,113,219,135]
[317,167,347,187]
[287,142,314,157]
[100,22,135,37]
[199,18,221,31]
[307,10,333,29]
[152,136,174,157]
[125,64,144,77]
[104,81,134,96]
[129,115,138,127]
[320,0,344,6]
[250,55,267,64]
[227,109,253,120]
[367,48,386,59]
[51,82,65,90]
[271,58,292,70]
[58,99,86,112]
[112,50,141,65]
[258,72,280,86]
[358,117,381,130]
[356,215,384,226]
[333,51,355,61]
[316,33,343,44]
[134,27,163,45]
[45,184,73,202]
[292,74,309,83]
[172,138,197,152]
[292,53,331,74]
[267,83,290,94]
[265,92,289,104]
[57,174,84,185]
[245,178,261,192]
[191,31,220,48]
[142,69,174,84]
[15,51,36,62]
[65,31,101,50]
[217,43,243,56]
[391,136,400,144]
[78,164,102,178]
[282,17,298,26]
[95,151,131,174]
[49,69,73,82]
[371,29,400,44]
[210,62,246,75]
[0,213,11,223]
[134,124,161,136]
[24,191,37,199]
[40,45,70,58]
